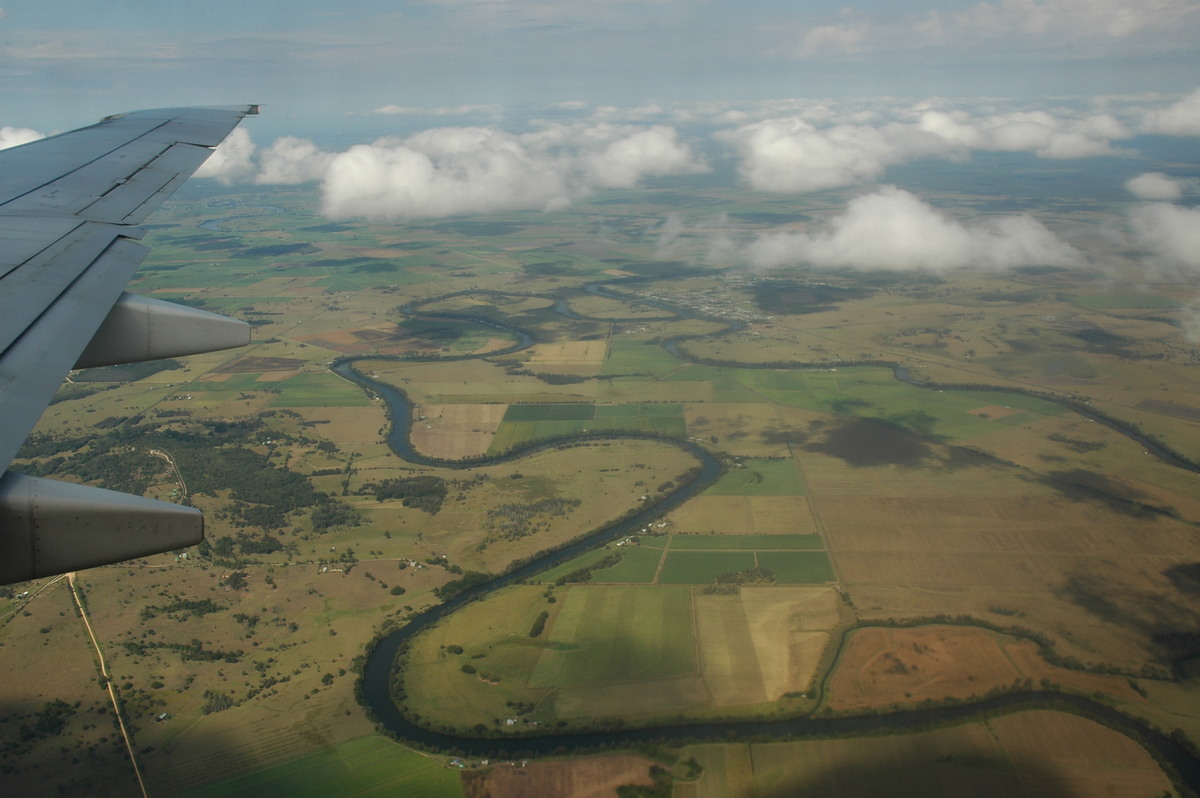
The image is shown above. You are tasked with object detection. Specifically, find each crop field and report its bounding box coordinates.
[529,585,696,687]
[666,495,824,536]
[462,754,658,798]
[179,736,461,798]
[600,338,686,376]
[667,534,824,550]
[695,587,840,706]
[657,551,758,583]
[756,551,837,583]
[489,402,686,452]
[409,403,508,459]
[589,546,664,583]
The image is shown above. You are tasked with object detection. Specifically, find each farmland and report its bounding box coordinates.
[4,173,1200,797]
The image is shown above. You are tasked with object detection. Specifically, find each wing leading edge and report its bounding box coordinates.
[0,105,259,585]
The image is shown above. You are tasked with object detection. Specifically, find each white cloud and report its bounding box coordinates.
[918,110,1131,158]
[717,118,948,194]
[318,123,705,220]
[718,106,1131,194]
[1141,88,1200,136]
[254,136,335,185]
[748,186,1081,272]
[1125,172,1184,200]
[1128,203,1200,272]
[0,125,42,149]
[194,127,256,185]
[583,125,706,188]
[372,104,504,119]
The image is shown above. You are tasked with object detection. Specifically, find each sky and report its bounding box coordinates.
[2,1,1199,285]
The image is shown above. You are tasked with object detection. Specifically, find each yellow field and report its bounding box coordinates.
[525,340,608,366]
[410,403,508,458]
[666,496,821,536]
[695,587,839,706]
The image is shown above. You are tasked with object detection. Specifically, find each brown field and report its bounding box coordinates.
[217,356,308,373]
[681,710,1174,798]
[695,587,840,706]
[684,403,822,458]
[817,486,1200,668]
[410,403,508,458]
[291,405,388,448]
[462,754,658,798]
[666,496,821,536]
[825,625,1144,712]
[370,358,601,404]
[525,340,608,366]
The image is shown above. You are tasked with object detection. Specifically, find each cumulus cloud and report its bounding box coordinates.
[717,118,950,193]
[0,125,43,150]
[319,123,705,220]
[1128,203,1200,273]
[1125,172,1184,200]
[254,136,335,185]
[916,109,1130,158]
[720,106,1132,193]
[321,128,574,219]
[1141,88,1200,136]
[748,186,1081,272]
[194,127,256,185]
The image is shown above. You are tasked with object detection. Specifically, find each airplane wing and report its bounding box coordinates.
[0,106,259,585]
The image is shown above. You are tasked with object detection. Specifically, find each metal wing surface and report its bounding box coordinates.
[0,106,259,584]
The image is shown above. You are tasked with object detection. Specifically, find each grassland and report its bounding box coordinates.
[179,736,461,798]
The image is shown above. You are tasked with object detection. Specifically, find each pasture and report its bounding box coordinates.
[178,736,461,798]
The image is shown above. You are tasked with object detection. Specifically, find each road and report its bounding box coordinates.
[68,572,149,798]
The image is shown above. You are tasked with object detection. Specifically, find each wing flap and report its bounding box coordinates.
[82,142,213,224]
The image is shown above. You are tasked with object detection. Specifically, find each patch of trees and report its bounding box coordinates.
[555,552,622,585]
[1047,433,1107,453]
[140,597,224,621]
[312,496,359,531]
[528,611,550,638]
[714,566,775,585]
[433,570,491,601]
[201,691,235,715]
[617,765,673,798]
[122,638,243,664]
[484,497,581,541]
[14,700,75,744]
[365,476,448,514]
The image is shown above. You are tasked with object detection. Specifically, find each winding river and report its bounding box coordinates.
[344,288,1200,790]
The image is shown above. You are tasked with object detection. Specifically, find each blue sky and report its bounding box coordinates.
[3,0,1200,134]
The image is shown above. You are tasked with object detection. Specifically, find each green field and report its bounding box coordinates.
[528,585,696,686]
[657,551,757,584]
[590,546,664,582]
[269,373,374,407]
[179,736,462,798]
[757,551,837,583]
[601,339,686,376]
[707,459,806,495]
[490,403,686,452]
